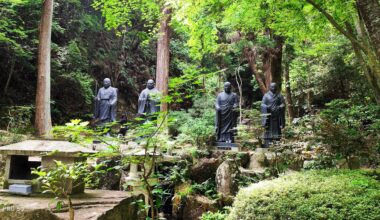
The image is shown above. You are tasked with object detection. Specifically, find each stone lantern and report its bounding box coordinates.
[0,140,96,194]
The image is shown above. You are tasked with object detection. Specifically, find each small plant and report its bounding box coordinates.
[191,178,219,200]
[201,210,228,220]
[32,161,89,220]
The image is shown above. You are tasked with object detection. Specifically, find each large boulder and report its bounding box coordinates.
[248,151,266,173]
[173,195,217,220]
[215,160,240,196]
[189,158,221,183]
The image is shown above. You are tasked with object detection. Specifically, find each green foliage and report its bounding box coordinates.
[0,0,36,58]
[191,178,219,200]
[170,95,215,148]
[32,161,89,198]
[237,105,264,149]
[158,158,191,184]
[201,210,228,220]
[52,119,94,143]
[151,183,171,210]
[0,105,34,133]
[236,174,259,188]
[228,169,380,220]
[0,130,28,146]
[32,160,90,219]
[318,99,380,164]
[92,0,160,32]
[303,153,336,170]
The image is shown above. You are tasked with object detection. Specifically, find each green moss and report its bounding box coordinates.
[228,169,380,220]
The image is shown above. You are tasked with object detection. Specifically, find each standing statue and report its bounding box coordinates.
[138,79,161,115]
[215,82,239,143]
[94,78,118,125]
[261,82,285,147]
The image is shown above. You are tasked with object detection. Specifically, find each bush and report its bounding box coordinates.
[169,95,215,148]
[228,169,380,220]
[318,99,380,166]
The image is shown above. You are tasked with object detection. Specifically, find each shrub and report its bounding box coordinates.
[169,95,215,148]
[318,99,380,166]
[228,169,380,220]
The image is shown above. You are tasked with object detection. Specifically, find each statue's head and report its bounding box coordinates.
[147,79,155,90]
[224,82,232,93]
[269,82,278,93]
[103,78,111,88]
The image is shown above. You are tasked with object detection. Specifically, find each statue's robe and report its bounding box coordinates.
[215,92,239,142]
[138,88,161,115]
[261,91,285,146]
[94,86,117,124]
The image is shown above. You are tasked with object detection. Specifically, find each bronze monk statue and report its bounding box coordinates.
[94,78,118,125]
[138,79,161,115]
[215,82,239,143]
[261,82,285,147]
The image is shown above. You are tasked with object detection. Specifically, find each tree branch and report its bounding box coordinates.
[304,0,365,52]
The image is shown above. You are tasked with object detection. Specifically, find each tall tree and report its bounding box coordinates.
[356,0,380,60]
[35,0,53,137]
[303,0,380,104]
[283,44,295,121]
[178,1,286,95]
[156,7,171,112]
[242,32,284,95]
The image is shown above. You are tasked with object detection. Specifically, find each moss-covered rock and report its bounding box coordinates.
[228,169,380,220]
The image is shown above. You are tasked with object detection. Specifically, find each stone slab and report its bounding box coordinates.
[0,140,96,157]
[0,190,143,220]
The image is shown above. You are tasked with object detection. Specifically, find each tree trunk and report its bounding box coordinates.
[283,45,296,121]
[356,0,380,60]
[3,56,16,96]
[352,32,380,104]
[244,47,267,94]
[351,18,380,104]
[68,195,74,220]
[247,30,283,95]
[271,36,284,89]
[155,7,171,112]
[35,0,53,137]
[261,37,284,93]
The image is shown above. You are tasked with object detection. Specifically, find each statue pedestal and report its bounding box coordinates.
[215,142,239,151]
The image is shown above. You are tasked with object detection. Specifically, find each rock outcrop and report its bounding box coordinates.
[215,160,240,196]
